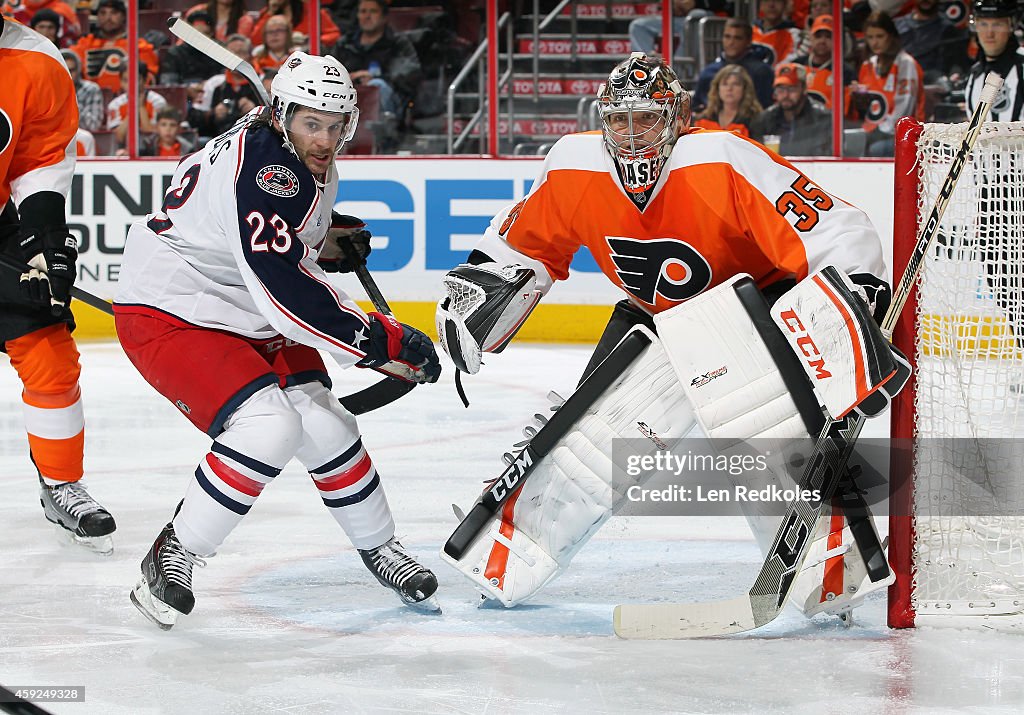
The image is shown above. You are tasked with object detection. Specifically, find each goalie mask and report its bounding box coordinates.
[598,53,688,195]
[271,52,359,160]
[436,263,542,374]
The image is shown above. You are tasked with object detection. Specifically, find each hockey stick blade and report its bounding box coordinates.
[614,72,1005,640]
[166,17,270,105]
[443,329,652,561]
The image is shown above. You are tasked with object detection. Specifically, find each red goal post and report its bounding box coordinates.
[888,117,1024,628]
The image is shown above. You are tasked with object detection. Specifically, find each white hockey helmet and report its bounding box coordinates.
[597,53,688,194]
[271,51,359,156]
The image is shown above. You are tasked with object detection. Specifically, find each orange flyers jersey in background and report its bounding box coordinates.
[0,19,78,210]
[854,50,924,134]
[71,35,159,94]
[475,130,885,315]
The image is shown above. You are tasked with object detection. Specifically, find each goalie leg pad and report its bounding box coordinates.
[442,326,697,606]
[435,263,542,374]
[653,275,891,618]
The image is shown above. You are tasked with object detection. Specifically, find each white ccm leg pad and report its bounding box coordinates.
[442,326,697,606]
[655,275,810,556]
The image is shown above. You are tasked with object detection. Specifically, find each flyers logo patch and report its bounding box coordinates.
[0,109,12,156]
[863,91,889,124]
[257,165,300,197]
[607,237,712,305]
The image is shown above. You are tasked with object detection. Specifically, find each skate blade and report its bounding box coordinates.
[130,577,179,630]
[50,522,113,555]
[405,593,442,614]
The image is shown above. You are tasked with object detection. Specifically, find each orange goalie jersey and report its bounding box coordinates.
[476,129,885,315]
[0,18,78,210]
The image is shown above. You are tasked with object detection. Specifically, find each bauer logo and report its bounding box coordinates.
[690,366,727,388]
[257,165,300,197]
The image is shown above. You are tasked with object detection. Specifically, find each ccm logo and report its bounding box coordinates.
[488,450,534,502]
[322,92,346,99]
[779,309,832,380]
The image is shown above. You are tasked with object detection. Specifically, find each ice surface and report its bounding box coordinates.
[1,342,1022,714]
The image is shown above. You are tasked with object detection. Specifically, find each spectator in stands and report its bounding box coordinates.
[253,15,294,75]
[896,0,969,81]
[186,0,255,42]
[792,15,856,109]
[751,62,833,155]
[29,8,61,46]
[329,0,422,130]
[694,64,763,136]
[159,10,225,86]
[14,0,81,48]
[75,127,97,158]
[628,0,710,59]
[250,0,341,50]
[70,0,159,94]
[694,18,775,111]
[753,0,802,66]
[850,11,925,156]
[61,49,105,132]
[199,34,261,137]
[108,62,167,151]
[139,107,196,157]
[260,67,277,97]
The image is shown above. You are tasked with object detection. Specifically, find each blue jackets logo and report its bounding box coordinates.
[257,165,300,197]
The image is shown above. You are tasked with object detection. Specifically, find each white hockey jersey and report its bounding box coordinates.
[115,111,371,367]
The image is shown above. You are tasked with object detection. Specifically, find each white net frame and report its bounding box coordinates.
[906,121,1024,617]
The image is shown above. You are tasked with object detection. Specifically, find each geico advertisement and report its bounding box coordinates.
[69,158,895,302]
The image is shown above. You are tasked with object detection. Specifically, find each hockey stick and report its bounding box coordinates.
[168,16,417,410]
[443,329,652,560]
[613,73,1006,639]
[166,17,270,105]
[0,252,113,316]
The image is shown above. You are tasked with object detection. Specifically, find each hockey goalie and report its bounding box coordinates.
[434,52,909,624]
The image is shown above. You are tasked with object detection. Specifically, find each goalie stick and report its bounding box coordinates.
[613,72,1006,639]
[443,329,652,560]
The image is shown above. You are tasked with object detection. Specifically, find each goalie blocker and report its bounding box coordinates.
[443,268,907,619]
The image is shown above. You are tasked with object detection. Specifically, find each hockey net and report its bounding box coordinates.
[888,118,1024,627]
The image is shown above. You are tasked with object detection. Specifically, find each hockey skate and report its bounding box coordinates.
[792,510,895,625]
[38,476,116,554]
[130,521,206,630]
[359,538,440,613]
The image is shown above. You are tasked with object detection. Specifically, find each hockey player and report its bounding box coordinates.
[436,53,904,621]
[114,52,442,629]
[0,15,116,553]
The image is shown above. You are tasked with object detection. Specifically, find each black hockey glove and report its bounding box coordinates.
[356,312,442,384]
[318,212,372,273]
[18,227,78,308]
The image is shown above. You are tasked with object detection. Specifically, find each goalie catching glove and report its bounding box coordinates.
[356,312,442,384]
[317,213,372,274]
[435,262,542,373]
